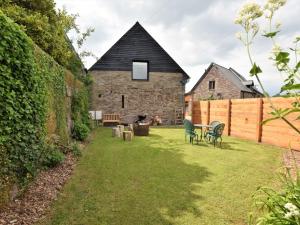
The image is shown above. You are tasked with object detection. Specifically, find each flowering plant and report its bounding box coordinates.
[250,169,300,225]
[235,0,300,135]
[236,1,300,224]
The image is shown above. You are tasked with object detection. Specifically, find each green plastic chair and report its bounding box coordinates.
[204,121,220,138]
[183,119,199,144]
[205,123,225,147]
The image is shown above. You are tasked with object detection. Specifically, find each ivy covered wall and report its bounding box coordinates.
[0,10,89,207]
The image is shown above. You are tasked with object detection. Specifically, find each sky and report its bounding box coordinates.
[55,0,299,95]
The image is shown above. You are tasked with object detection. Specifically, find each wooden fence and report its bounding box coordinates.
[192,97,300,150]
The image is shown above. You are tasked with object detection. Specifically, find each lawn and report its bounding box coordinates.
[41,127,283,225]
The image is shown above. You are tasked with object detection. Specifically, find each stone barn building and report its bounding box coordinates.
[89,22,189,124]
[188,63,262,100]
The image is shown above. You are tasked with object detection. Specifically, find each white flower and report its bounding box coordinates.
[235,2,263,35]
[265,0,287,11]
[285,211,293,219]
[293,210,300,216]
[235,3,263,25]
[284,203,297,211]
[284,203,300,218]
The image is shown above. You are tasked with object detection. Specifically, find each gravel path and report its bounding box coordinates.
[283,149,300,177]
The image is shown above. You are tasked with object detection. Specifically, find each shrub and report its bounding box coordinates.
[71,142,82,157]
[0,9,90,205]
[72,87,91,129]
[42,146,65,168]
[72,122,90,141]
[0,11,47,184]
[0,145,12,208]
[251,169,300,225]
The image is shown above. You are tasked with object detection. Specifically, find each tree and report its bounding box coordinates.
[0,0,94,76]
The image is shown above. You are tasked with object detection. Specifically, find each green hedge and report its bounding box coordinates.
[0,10,89,206]
[0,10,47,186]
[34,46,69,144]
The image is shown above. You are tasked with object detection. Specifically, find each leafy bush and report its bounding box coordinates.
[0,145,12,207]
[42,146,65,168]
[0,10,47,184]
[0,11,87,191]
[0,0,95,76]
[72,122,90,141]
[35,47,69,145]
[72,87,91,129]
[251,169,300,225]
[80,73,93,86]
[71,142,82,157]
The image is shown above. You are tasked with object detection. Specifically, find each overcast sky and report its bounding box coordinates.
[56,0,299,95]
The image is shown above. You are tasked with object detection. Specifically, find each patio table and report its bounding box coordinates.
[194,124,212,141]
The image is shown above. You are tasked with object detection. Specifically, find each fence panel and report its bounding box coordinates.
[192,101,201,124]
[209,100,230,135]
[230,99,258,141]
[262,98,300,150]
[200,101,209,125]
[191,97,300,150]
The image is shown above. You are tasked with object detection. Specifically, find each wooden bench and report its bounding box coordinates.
[103,114,120,126]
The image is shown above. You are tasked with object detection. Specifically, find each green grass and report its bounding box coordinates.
[41,127,283,225]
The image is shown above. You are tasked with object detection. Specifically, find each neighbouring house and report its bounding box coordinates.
[188,62,262,100]
[89,22,189,124]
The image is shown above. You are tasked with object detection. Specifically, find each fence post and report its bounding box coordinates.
[198,100,202,124]
[206,100,210,125]
[226,99,231,136]
[190,98,193,123]
[256,98,263,142]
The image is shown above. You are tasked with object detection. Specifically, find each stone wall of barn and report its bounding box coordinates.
[90,71,185,124]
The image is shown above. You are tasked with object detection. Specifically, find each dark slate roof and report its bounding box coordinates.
[189,63,262,95]
[89,22,189,79]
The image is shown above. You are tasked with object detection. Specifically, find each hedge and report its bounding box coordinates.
[0,10,90,207]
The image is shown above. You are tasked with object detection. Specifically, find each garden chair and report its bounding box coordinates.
[205,123,225,147]
[204,120,220,138]
[183,119,199,144]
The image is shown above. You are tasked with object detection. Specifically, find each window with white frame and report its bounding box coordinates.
[132,61,148,80]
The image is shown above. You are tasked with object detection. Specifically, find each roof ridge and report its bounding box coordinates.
[134,23,189,77]
[228,67,248,81]
[211,62,229,70]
